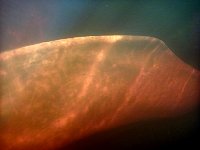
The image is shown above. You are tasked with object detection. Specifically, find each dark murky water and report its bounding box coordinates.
[1,0,200,69]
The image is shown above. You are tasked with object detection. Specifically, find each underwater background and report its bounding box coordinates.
[1,0,200,69]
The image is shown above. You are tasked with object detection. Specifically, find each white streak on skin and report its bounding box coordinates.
[53,38,123,130]
[176,69,195,105]
[49,37,123,131]
[110,44,161,123]
[52,46,110,129]
[53,112,76,128]
[77,49,105,99]
[125,44,161,104]
[77,38,120,99]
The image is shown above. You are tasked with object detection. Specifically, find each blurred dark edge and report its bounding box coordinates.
[60,109,200,150]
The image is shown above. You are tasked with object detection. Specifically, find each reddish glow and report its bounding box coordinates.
[0,36,199,150]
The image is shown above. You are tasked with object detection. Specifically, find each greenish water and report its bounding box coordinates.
[1,0,200,69]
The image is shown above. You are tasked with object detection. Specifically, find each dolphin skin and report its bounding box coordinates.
[0,36,199,150]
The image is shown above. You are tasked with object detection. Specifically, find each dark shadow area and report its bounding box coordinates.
[60,110,199,150]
